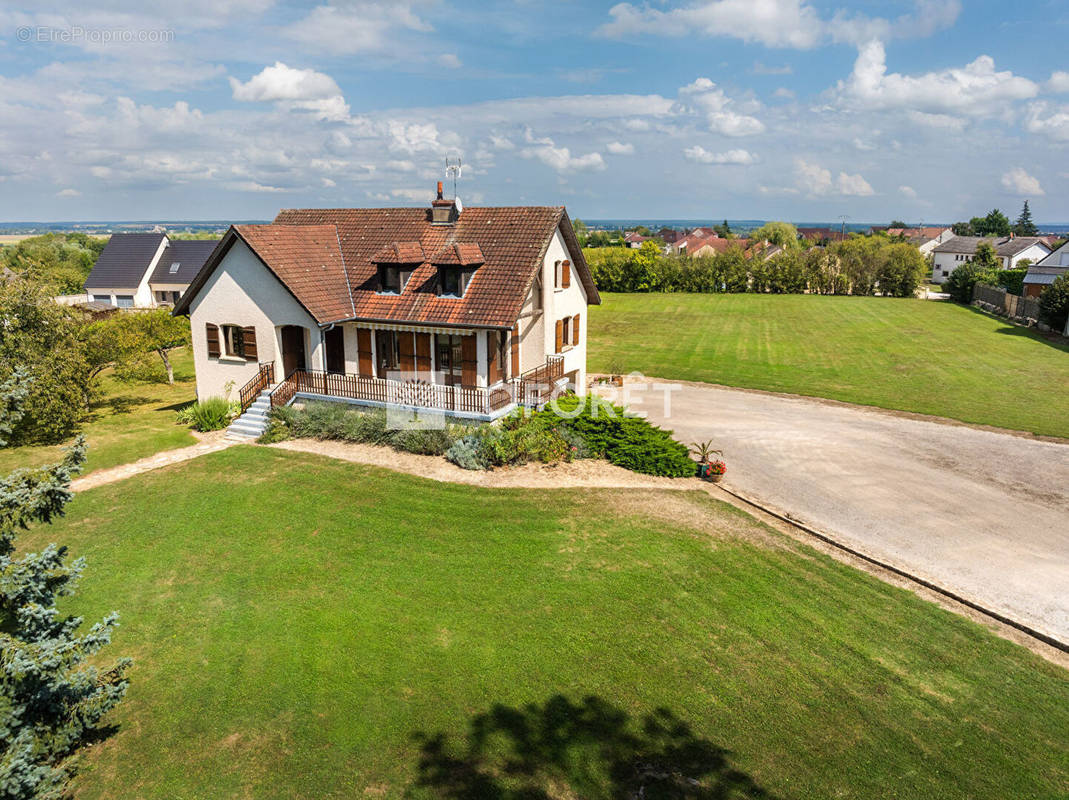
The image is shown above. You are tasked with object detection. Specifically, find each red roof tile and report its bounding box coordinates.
[371,241,425,263]
[429,242,485,266]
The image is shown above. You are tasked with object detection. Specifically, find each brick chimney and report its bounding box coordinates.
[431,181,459,225]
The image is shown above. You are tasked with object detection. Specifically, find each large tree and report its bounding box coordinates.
[974,209,1012,238]
[0,280,89,445]
[0,371,130,799]
[748,221,799,249]
[972,240,1001,271]
[0,234,106,295]
[1013,200,1039,237]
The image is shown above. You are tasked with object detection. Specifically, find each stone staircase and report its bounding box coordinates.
[225,388,274,440]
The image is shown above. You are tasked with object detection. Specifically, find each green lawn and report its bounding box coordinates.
[588,294,1069,438]
[0,347,197,476]
[31,446,1068,799]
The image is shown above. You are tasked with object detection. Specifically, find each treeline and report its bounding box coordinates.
[585,238,927,297]
[0,232,106,294]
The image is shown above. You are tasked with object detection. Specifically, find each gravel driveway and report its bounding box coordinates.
[610,379,1069,644]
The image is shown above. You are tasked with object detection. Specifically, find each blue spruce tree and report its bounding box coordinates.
[0,371,130,799]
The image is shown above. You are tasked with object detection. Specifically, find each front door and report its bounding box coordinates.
[435,334,464,386]
[281,325,306,377]
[325,327,345,374]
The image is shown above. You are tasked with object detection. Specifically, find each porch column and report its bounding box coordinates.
[475,330,488,388]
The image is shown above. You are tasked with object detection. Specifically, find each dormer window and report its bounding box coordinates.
[429,242,484,298]
[378,265,413,294]
[169,262,180,274]
[438,267,476,298]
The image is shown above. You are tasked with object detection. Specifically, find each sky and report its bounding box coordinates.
[1,0,1067,223]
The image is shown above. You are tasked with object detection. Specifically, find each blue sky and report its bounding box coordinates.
[1,0,1067,223]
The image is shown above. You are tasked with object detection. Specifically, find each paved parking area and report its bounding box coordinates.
[616,379,1069,643]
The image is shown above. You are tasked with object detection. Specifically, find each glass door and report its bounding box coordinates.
[435,334,464,386]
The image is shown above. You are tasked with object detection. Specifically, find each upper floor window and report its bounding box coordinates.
[378,265,413,294]
[437,267,476,297]
[221,324,245,358]
[553,259,571,289]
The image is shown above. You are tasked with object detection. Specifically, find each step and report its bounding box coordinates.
[227,420,267,437]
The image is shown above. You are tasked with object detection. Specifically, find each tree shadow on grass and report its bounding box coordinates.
[409,695,779,799]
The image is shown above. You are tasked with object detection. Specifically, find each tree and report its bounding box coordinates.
[748,221,799,249]
[0,234,105,294]
[944,262,989,304]
[0,280,90,445]
[0,372,130,799]
[974,209,1011,238]
[1013,200,1038,237]
[876,243,928,297]
[572,218,588,247]
[713,219,732,238]
[972,241,1001,271]
[120,309,192,385]
[1038,273,1069,331]
[952,221,976,236]
[889,220,907,229]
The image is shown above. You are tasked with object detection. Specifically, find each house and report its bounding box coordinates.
[688,237,751,258]
[658,227,684,244]
[1023,242,1069,297]
[798,227,847,243]
[929,236,1051,284]
[887,226,955,257]
[83,233,218,307]
[173,184,599,431]
[623,232,648,248]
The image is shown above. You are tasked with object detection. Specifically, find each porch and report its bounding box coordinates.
[236,355,566,424]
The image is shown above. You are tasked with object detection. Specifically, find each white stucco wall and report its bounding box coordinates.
[541,227,589,391]
[931,242,1051,284]
[187,238,323,401]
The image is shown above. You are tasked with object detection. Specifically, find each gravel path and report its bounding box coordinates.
[609,378,1069,643]
[70,432,234,492]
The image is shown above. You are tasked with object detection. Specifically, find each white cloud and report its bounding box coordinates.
[772,87,795,100]
[794,158,874,196]
[1001,167,1044,196]
[606,141,635,155]
[683,146,756,165]
[285,2,433,55]
[899,185,918,198]
[230,62,342,103]
[227,180,287,193]
[1048,71,1069,93]
[837,40,1038,117]
[1024,102,1069,141]
[56,188,80,197]
[522,144,606,172]
[677,78,765,136]
[599,0,959,49]
[230,62,350,120]
[438,53,462,69]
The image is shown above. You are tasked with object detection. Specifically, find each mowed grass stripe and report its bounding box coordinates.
[27,446,1069,799]
[588,293,1069,437]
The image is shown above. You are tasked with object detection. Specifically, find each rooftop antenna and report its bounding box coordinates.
[838,214,850,240]
[445,157,462,199]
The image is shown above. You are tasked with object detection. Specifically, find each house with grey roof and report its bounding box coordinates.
[1023,241,1069,297]
[930,236,1051,284]
[83,233,218,308]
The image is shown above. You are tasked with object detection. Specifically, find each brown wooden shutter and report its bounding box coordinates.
[357,328,373,377]
[206,323,220,358]
[554,319,563,353]
[572,314,580,346]
[511,324,520,376]
[242,326,258,362]
[487,332,500,384]
[414,333,432,380]
[461,334,478,387]
[398,331,417,375]
[561,260,571,288]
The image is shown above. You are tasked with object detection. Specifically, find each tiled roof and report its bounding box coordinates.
[691,237,750,254]
[148,239,219,285]
[429,242,485,266]
[371,241,425,263]
[932,236,1050,257]
[84,232,165,289]
[233,224,353,323]
[267,206,596,328]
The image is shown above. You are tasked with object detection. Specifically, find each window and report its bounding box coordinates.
[498,331,509,380]
[378,265,413,294]
[168,262,180,274]
[92,294,112,304]
[221,324,245,358]
[553,260,562,288]
[532,272,543,311]
[115,295,134,308]
[440,268,461,297]
[561,316,571,346]
[376,330,400,377]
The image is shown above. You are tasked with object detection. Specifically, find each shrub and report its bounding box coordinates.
[446,434,492,470]
[944,262,992,304]
[390,427,456,456]
[277,402,466,456]
[1039,273,1069,331]
[177,397,235,431]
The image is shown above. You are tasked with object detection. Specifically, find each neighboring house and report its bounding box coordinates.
[1023,242,1069,297]
[658,227,684,244]
[887,226,956,257]
[929,236,1051,284]
[798,227,847,243]
[83,233,218,307]
[173,185,599,425]
[623,232,648,248]
[689,237,751,258]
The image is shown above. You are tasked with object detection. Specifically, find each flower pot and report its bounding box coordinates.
[707,473,723,484]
